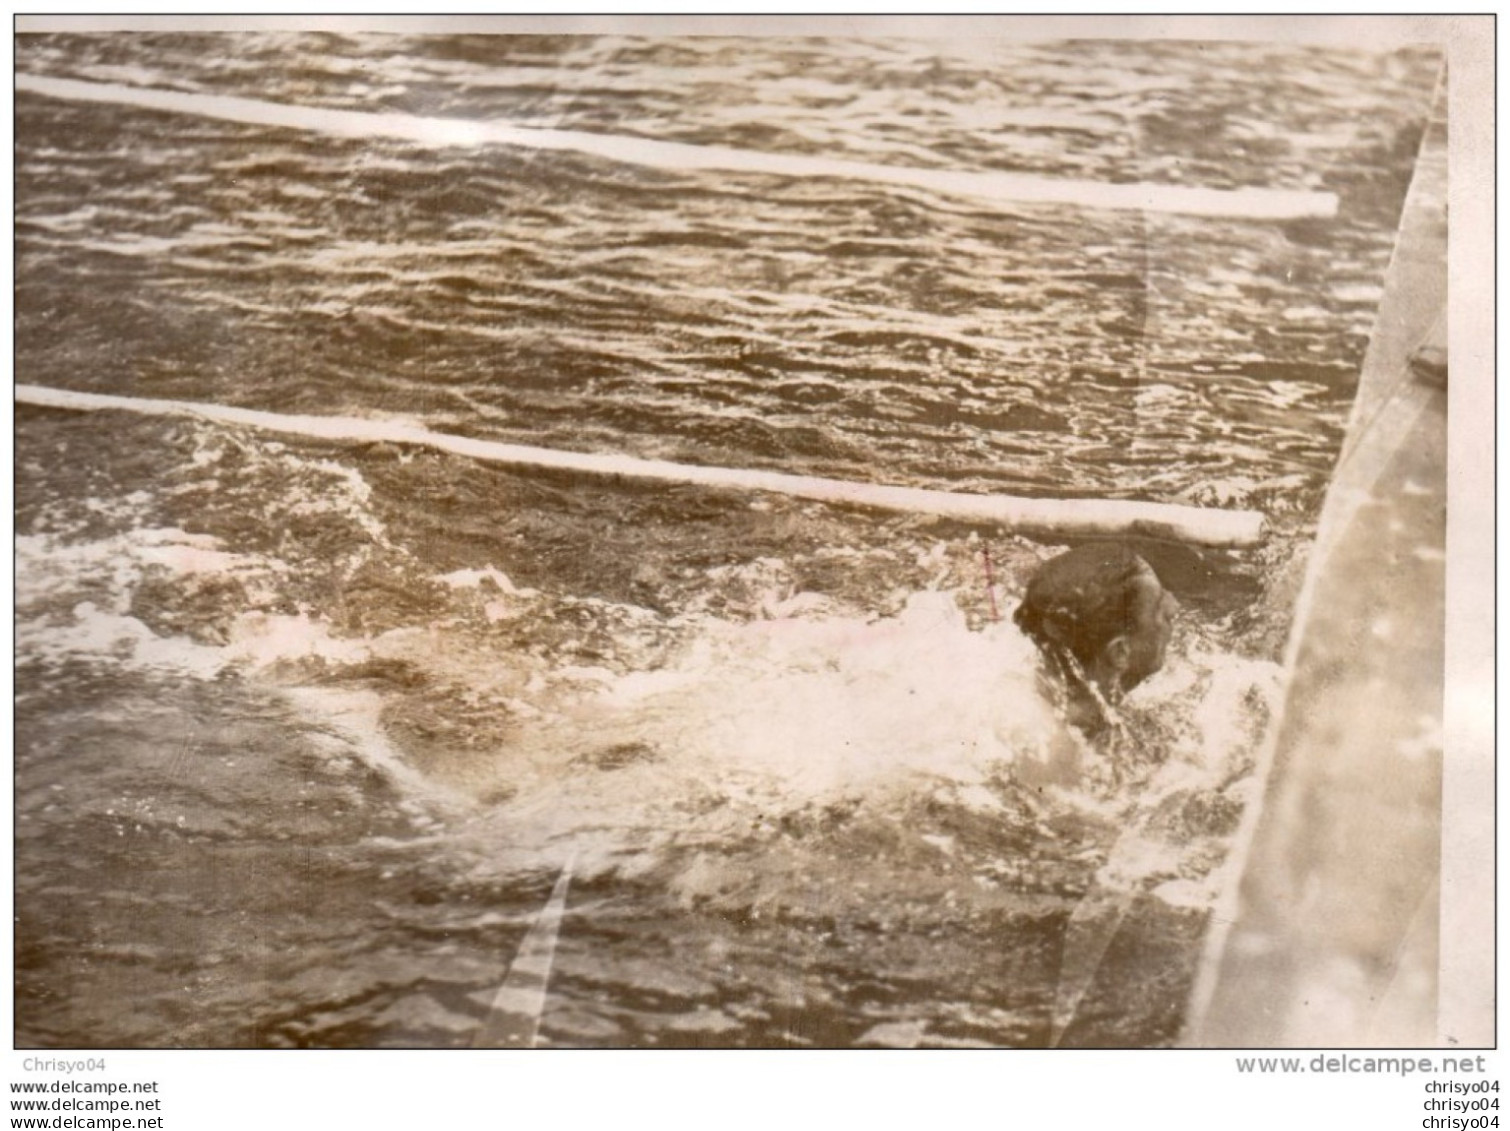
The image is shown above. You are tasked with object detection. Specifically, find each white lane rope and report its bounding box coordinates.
[16,383,1267,547]
[17,72,1337,221]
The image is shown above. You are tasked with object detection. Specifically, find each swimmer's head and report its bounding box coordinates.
[1013,543,1177,707]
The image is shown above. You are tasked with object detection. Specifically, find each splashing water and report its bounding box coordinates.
[14,401,1288,1047]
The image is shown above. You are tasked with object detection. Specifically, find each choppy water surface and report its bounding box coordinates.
[15,32,1439,1047]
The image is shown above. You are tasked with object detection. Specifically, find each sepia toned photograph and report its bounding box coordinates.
[12,16,1486,1053]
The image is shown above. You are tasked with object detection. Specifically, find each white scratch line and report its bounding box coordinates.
[473,859,575,1049]
[1049,885,1135,1048]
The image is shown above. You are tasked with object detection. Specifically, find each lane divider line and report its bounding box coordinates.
[16,383,1268,546]
[17,72,1337,221]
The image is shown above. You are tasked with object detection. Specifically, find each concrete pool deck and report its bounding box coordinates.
[1185,72,1455,1047]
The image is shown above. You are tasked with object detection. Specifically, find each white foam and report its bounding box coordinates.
[15,524,371,677]
[291,686,465,803]
[437,566,537,598]
[132,528,250,577]
[222,611,371,668]
[531,591,1058,815]
[16,600,227,679]
[16,527,270,616]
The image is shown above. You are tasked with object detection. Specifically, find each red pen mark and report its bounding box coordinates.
[982,548,1001,622]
